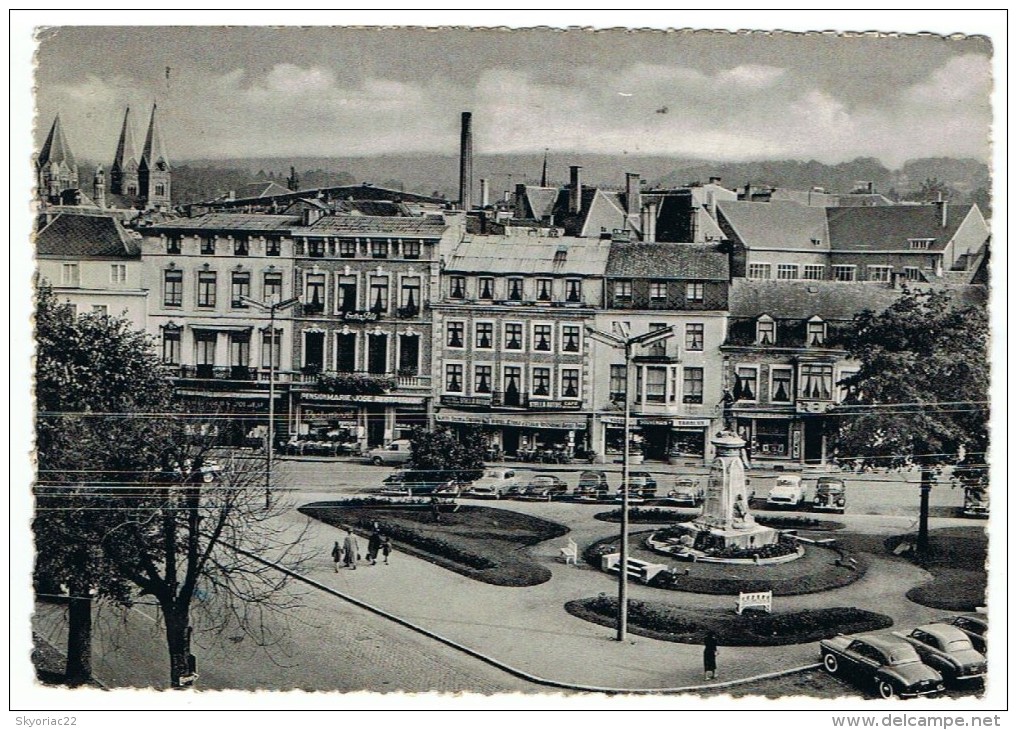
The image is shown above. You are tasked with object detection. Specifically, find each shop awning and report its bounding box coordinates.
[436,410,587,430]
[190,324,253,333]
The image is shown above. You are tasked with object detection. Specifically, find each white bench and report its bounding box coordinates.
[559,538,578,565]
[736,590,773,615]
[601,552,668,584]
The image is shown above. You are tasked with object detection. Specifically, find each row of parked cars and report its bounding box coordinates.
[819,614,988,699]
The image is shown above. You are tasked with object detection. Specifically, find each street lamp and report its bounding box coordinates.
[586,324,675,642]
[242,295,300,510]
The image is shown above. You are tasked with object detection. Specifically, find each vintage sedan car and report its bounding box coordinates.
[933,614,988,654]
[665,477,704,507]
[517,475,569,501]
[615,471,658,502]
[366,439,413,466]
[463,469,519,499]
[378,469,450,496]
[574,470,610,502]
[820,633,945,699]
[767,475,806,509]
[894,624,986,682]
[813,476,847,514]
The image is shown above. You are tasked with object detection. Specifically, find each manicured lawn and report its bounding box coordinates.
[583,530,866,596]
[299,502,568,587]
[565,596,892,646]
[886,526,988,611]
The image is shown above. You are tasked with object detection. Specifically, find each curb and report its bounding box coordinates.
[231,543,821,695]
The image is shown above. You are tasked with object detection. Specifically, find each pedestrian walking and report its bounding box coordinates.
[367,527,382,566]
[703,631,719,680]
[381,534,392,565]
[330,540,343,573]
[430,495,442,523]
[342,528,360,570]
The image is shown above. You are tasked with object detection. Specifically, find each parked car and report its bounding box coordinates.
[433,481,462,498]
[367,439,413,466]
[813,476,847,514]
[820,633,945,699]
[767,475,805,509]
[574,470,610,502]
[963,486,989,518]
[463,469,519,499]
[615,471,658,502]
[894,624,987,682]
[378,469,450,496]
[517,475,569,501]
[933,614,988,654]
[666,477,704,507]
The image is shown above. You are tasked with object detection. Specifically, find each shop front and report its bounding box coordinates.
[175,392,275,447]
[598,416,711,464]
[295,392,429,450]
[734,414,797,461]
[435,411,589,462]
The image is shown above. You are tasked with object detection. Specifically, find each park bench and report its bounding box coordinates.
[559,538,578,565]
[736,590,773,615]
[601,552,667,584]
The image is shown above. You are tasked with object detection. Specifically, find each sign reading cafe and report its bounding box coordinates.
[342,311,379,323]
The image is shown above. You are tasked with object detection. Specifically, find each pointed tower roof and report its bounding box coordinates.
[38,114,76,170]
[112,107,138,172]
[140,103,170,170]
[540,149,549,188]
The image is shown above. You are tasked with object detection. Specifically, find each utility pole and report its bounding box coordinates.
[242,295,300,509]
[585,324,675,641]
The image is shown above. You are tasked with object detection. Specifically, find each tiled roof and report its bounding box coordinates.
[729,279,986,320]
[299,214,447,236]
[36,213,140,258]
[153,213,300,232]
[717,200,830,250]
[446,236,612,276]
[825,204,972,252]
[522,186,558,219]
[606,243,729,280]
[770,189,894,207]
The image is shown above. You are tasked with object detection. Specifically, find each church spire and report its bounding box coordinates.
[37,114,78,202]
[38,115,76,170]
[540,148,549,188]
[138,103,172,209]
[111,107,140,197]
[140,103,170,172]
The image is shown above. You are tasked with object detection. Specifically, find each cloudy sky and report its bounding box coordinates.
[34,25,992,167]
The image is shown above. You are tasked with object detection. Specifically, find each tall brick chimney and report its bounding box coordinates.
[641,201,657,243]
[625,173,641,217]
[935,192,948,228]
[458,112,473,210]
[479,178,490,208]
[514,183,528,219]
[569,165,582,214]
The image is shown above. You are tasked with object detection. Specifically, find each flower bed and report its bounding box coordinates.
[593,508,844,531]
[300,502,568,587]
[565,596,892,646]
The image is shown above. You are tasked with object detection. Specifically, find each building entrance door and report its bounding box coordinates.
[367,407,386,447]
[803,420,824,464]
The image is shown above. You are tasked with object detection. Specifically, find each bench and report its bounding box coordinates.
[736,590,773,615]
[559,538,578,565]
[601,552,668,584]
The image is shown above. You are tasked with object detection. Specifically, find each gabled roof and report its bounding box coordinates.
[518,186,558,219]
[153,212,300,233]
[606,243,729,280]
[299,214,447,237]
[36,213,140,258]
[770,189,894,207]
[446,236,612,276]
[717,200,830,250]
[231,181,294,200]
[729,279,986,320]
[38,115,76,170]
[825,204,971,252]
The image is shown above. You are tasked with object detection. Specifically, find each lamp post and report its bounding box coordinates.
[586,324,675,641]
[242,295,300,510]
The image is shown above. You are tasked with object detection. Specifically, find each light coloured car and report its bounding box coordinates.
[767,475,805,508]
[463,469,519,499]
[517,475,569,501]
[366,439,413,466]
[666,477,704,507]
[894,624,986,682]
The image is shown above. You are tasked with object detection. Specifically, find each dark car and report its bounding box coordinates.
[574,470,610,501]
[615,471,658,501]
[820,633,945,699]
[894,624,986,683]
[378,469,452,497]
[518,475,569,501]
[933,614,988,654]
[813,476,847,514]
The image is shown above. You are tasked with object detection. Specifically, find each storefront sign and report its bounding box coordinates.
[672,418,710,429]
[638,418,673,427]
[304,393,426,405]
[440,394,492,408]
[342,311,379,323]
[792,429,802,460]
[527,399,581,411]
[600,416,625,425]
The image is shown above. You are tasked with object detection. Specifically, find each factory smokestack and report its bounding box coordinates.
[458,112,473,210]
[569,165,582,214]
[480,178,490,208]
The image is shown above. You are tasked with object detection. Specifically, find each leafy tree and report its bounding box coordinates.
[829,288,989,553]
[408,425,486,484]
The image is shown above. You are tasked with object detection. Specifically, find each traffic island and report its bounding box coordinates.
[593,507,845,532]
[299,501,568,587]
[886,526,987,611]
[564,596,892,646]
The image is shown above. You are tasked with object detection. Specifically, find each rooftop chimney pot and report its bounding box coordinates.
[569,165,583,214]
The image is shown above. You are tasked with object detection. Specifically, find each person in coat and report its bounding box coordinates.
[380,535,392,565]
[703,631,719,680]
[342,528,360,570]
[367,527,383,566]
[330,540,343,573]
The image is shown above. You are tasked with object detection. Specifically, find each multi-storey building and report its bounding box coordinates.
[288,213,459,448]
[590,241,730,464]
[432,234,612,458]
[720,279,987,464]
[36,212,147,329]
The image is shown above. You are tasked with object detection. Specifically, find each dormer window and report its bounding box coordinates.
[234,237,249,256]
[565,278,581,303]
[807,317,826,346]
[450,276,466,299]
[908,238,934,250]
[266,237,281,256]
[756,316,776,345]
[536,278,552,301]
[479,277,494,300]
[371,240,388,259]
[507,278,523,301]
[402,240,421,259]
[166,236,182,254]
[614,280,632,301]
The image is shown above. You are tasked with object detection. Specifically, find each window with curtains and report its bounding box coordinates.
[195,333,217,375]
[610,364,627,401]
[647,323,667,356]
[771,367,793,403]
[197,271,217,308]
[733,366,758,401]
[162,328,181,365]
[533,324,552,352]
[308,239,325,257]
[613,280,632,301]
[478,277,494,300]
[561,325,580,353]
[503,367,522,406]
[445,364,463,393]
[536,278,552,301]
[565,278,581,303]
[474,365,492,394]
[398,334,419,375]
[263,271,283,303]
[475,322,493,349]
[400,277,420,314]
[234,237,249,256]
[645,366,667,402]
[560,368,580,399]
[686,282,705,302]
[507,278,523,301]
[756,316,776,345]
[265,237,281,256]
[402,240,421,259]
[685,323,704,351]
[200,237,215,255]
[531,367,551,397]
[807,318,826,346]
[262,329,282,369]
[683,367,704,404]
[446,321,465,348]
[61,263,80,286]
[231,271,251,308]
[450,276,466,299]
[304,273,326,313]
[799,363,834,400]
[339,239,356,258]
[504,322,523,350]
[164,269,183,307]
[370,240,388,259]
[230,332,250,369]
[369,276,389,313]
[337,275,357,312]
[649,281,667,304]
